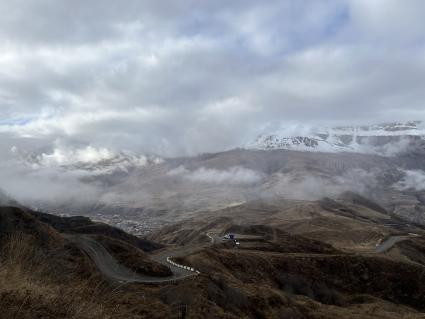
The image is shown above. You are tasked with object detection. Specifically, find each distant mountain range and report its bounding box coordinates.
[3,121,425,234]
[247,121,425,156]
[10,122,425,174]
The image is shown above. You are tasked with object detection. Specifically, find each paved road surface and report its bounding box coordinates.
[66,234,197,284]
[375,235,408,253]
[67,231,410,284]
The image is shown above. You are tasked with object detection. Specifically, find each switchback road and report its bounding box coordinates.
[67,231,410,284]
[65,234,199,284]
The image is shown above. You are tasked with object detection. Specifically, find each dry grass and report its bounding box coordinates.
[0,233,117,319]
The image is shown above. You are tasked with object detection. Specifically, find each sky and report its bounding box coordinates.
[1,0,425,157]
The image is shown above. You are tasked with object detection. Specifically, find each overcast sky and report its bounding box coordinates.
[0,0,424,156]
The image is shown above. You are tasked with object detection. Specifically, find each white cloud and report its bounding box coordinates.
[0,160,102,205]
[394,170,425,191]
[263,168,377,200]
[168,166,263,185]
[167,165,189,176]
[39,146,115,166]
[0,1,424,156]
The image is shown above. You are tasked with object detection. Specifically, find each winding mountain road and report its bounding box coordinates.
[65,234,200,284]
[67,231,412,284]
[375,235,409,253]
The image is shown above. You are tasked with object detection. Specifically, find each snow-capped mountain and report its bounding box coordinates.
[247,121,425,156]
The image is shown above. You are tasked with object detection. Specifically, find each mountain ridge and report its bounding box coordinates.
[247,121,425,156]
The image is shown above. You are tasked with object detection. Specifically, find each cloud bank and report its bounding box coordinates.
[0,1,424,156]
[394,170,425,191]
[262,168,378,201]
[0,160,102,206]
[168,166,263,185]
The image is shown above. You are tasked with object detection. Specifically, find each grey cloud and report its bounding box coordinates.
[168,166,263,185]
[262,168,377,201]
[0,161,102,205]
[347,0,425,45]
[394,170,425,191]
[0,1,424,156]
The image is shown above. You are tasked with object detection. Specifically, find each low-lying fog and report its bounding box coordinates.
[0,143,421,216]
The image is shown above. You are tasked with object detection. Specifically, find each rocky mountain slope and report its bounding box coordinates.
[6,145,424,237]
[2,122,425,239]
[2,196,425,318]
[1,123,425,317]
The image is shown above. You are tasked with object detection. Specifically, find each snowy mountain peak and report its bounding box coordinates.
[247,121,425,156]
